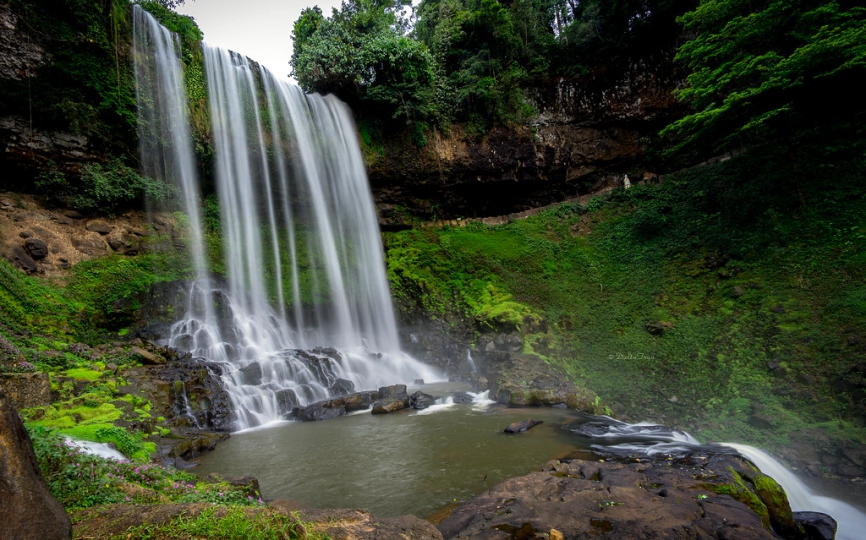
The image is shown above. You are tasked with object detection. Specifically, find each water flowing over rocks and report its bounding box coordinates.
[0,388,72,540]
[437,452,831,540]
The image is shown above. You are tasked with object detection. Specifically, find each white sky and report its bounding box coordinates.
[176,0,343,81]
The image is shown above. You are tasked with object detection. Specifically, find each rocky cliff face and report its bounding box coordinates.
[369,56,686,225]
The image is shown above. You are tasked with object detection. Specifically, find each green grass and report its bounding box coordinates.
[384,142,866,453]
[112,507,311,540]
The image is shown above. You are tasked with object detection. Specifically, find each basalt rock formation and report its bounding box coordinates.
[369,56,686,226]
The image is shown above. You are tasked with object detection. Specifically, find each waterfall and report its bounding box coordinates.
[132,5,223,362]
[724,443,866,540]
[133,9,438,431]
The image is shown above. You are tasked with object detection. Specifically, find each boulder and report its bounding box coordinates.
[0,388,72,540]
[372,397,408,414]
[344,391,379,412]
[504,419,543,433]
[293,400,348,422]
[438,453,797,540]
[23,237,48,259]
[85,220,114,235]
[329,378,355,396]
[409,391,439,410]
[130,346,165,365]
[239,362,263,385]
[793,512,837,540]
[9,244,38,273]
[452,392,475,404]
[378,384,407,399]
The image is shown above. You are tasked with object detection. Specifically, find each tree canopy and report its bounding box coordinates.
[662,0,865,155]
[291,0,696,135]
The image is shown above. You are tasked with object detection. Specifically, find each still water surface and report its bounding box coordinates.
[192,383,592,518]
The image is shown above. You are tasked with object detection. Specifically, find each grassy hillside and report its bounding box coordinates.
[385,140,866,453]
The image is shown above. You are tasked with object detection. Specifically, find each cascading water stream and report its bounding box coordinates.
[133,10,438,431]
[132,6,223,362]
[570,416,866,540]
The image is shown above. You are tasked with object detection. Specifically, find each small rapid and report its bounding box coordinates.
[569,416,866,540]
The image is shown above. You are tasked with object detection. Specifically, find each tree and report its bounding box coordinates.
[662,0,866,156]
[291,0,436,125]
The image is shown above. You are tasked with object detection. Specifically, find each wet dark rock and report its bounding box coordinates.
[344,391,379,412]
[438,453,797,540]
[239,362,263,385]
[122,356,234,433]
[275,389,299,415]
[793,512,836,540]
[371,397,409,414]
[414,378,425,385]
[0,388,72,540]
[329,378,355,396]
[452,392,475,404]
[504,419,543,433]
[408,391,439,410]
[293,399,348,422]
[378,384,407,399]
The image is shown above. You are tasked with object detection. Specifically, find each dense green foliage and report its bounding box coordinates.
[292,0,696,134]
[385,139,866,451]
[663,0,866,157]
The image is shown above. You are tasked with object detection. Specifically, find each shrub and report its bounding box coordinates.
[71,158,177,215]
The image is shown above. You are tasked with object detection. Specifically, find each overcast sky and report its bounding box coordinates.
[176,0,343,81]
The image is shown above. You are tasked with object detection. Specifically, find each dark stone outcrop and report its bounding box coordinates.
[452,392,475,404]
[408,391,439,410]
[504,419,543,433]
[438,453,817,540]
[369,59,686,226]
[24,237,48,259]
[0,388,72,540]
[483,351,602,411]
